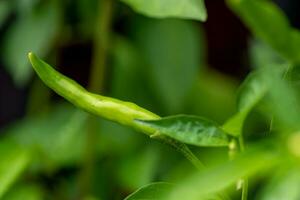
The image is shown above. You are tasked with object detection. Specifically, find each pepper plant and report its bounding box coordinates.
[1,0,300,200]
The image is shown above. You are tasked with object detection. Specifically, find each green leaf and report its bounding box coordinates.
[222,112,247,137]
[222,70,268,136]
[237,71,268,113]
[227,0,300,63]
[0,141,31,198]
[250,39,286,69]
[136,115,230,147]
[264,67,300,130]
[3,0,61,86]
[165,144,280,200]
[133,18,204,113]
[259,168,300,200]
[124,182,173,200]
[249,38,300,130]
[120,0,207,21]
[290,30,300,63]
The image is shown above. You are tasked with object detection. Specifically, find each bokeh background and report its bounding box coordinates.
[0,0,299,199]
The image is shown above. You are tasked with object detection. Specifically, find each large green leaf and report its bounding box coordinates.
[227,0,300,63]
[124,182,173,200]
[165,144,280,200]
[133,18,204,113]
[120,0,207,21]
[259,168,300,200]
[222,70,268,136]
[0,141,31,198]
[136,115,230,147]
[2,0,61,86]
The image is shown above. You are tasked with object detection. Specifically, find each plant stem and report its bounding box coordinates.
[26,77,51,116]
[239,136,248,200]
[241,178,248,200]
[80,0,114,196]
[157,135,205,170]
[182,146,205,170]
[239,136,245,151]
[89,0,114,93]
[229,136,248,200]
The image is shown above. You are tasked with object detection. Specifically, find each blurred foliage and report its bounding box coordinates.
[1,0,300,200]
[0,1,11,28]
[2,0,61,86]
[2,183,44,200]
[120,0,207,21]
[0,140,30,198]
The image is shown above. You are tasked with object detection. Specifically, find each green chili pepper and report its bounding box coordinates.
[28,52,160,135]
[28,52,205,170]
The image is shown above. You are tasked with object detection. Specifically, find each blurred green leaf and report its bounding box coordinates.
[237,71,268,112]
[111,36,156,109]
[5,104,88,170]
[162,160,198,183]
[248,39,300,132]
[264,67,300,130]
[286,65,300,92]
[0,141,31,198]
[136,115,230,147]
[185,69,238,123]
[118,146,159,190]
[290,30,300,63]
[259,168,300,200]
[250,39,286,69]
[0,1,11,28]
[96,119,143,156]
[15,0,40,15]
[2,184,44,200]
[223,70,268,136]
[222,113,247,137]
[2,0,61,87]
[165,144,280,200]
[124,182,173,200]
[120,0,207,21]
[133,18,203,113]
[227,0,300,63]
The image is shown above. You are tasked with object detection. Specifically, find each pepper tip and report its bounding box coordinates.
[28,52,33,60]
